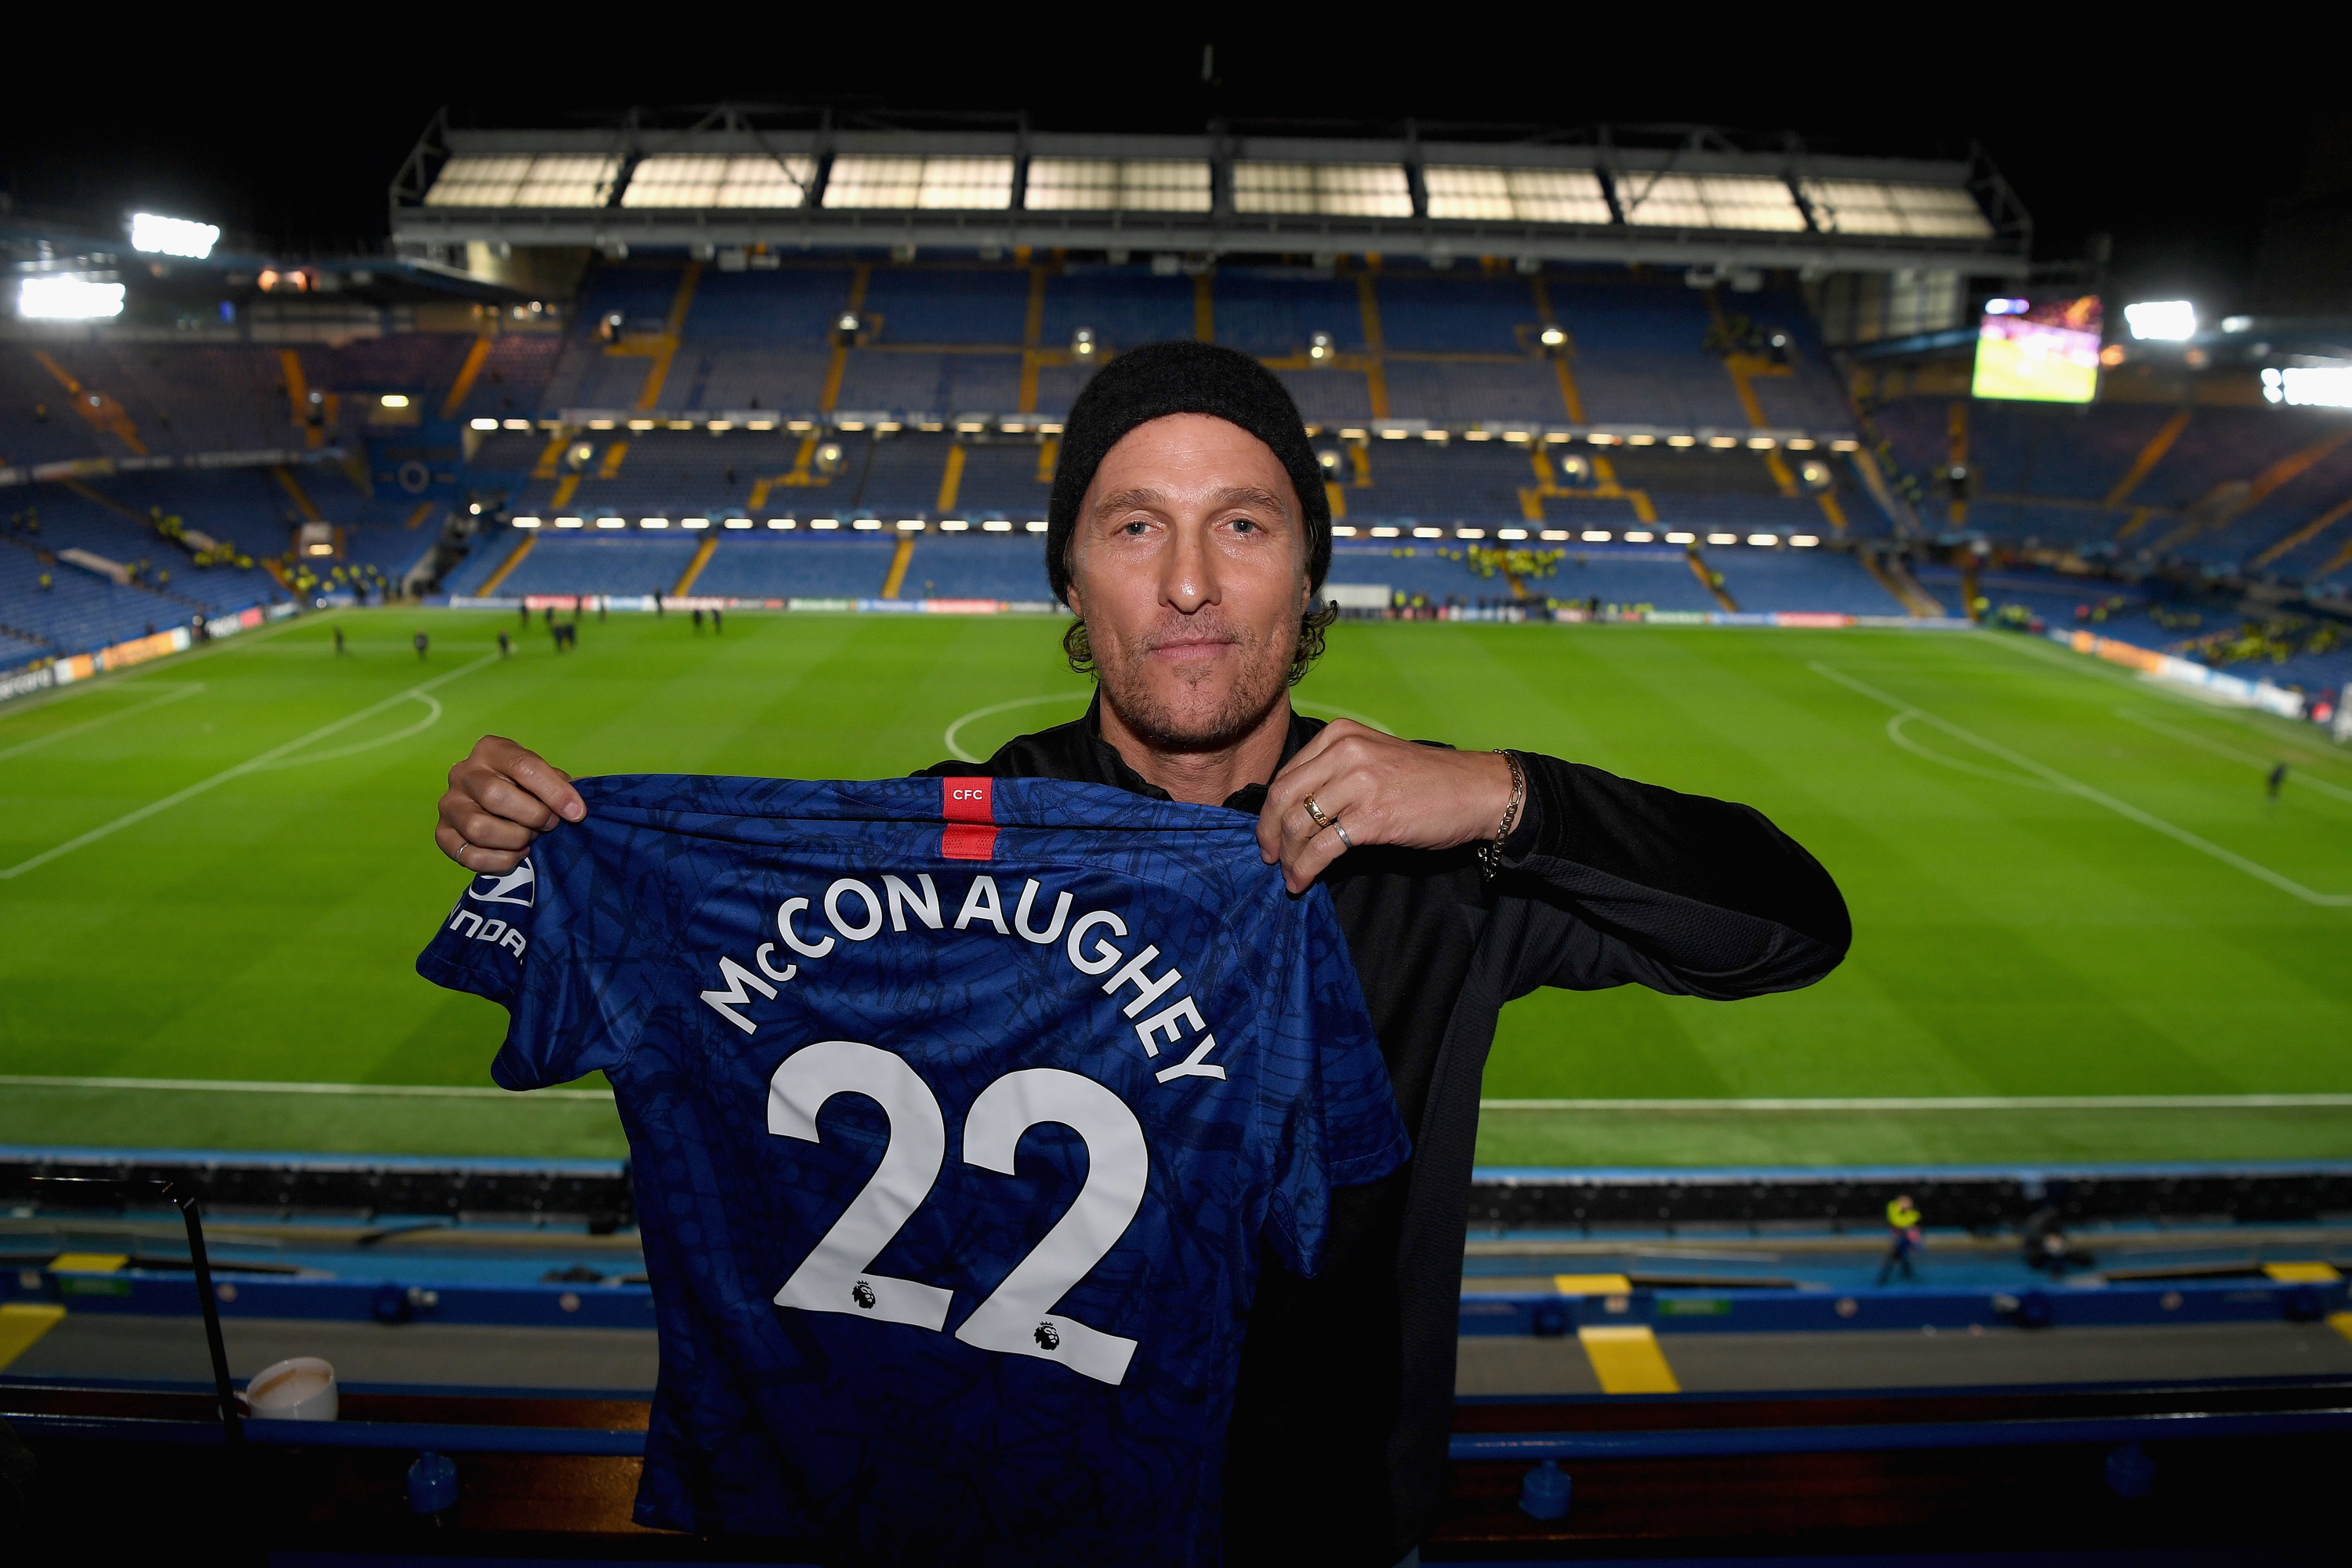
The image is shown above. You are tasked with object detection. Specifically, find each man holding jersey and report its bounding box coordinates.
[435,340,1849,1565]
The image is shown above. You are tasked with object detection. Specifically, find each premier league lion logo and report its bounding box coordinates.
[1033,1321,1060,1350]
[851,1280,877,1310]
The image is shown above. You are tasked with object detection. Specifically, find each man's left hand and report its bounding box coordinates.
[1258,721,1514,892]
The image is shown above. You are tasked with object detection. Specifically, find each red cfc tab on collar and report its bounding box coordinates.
[940,777,997,860]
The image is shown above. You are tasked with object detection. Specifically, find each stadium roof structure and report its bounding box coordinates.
[390,113,2032,278]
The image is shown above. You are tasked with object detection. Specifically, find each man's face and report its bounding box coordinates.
[1067,413,1311,753]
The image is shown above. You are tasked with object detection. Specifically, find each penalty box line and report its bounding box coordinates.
[0,652,498,883]
[1810,662,2352,908]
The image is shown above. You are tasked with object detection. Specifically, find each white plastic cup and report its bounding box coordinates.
[243,1356,339,1421]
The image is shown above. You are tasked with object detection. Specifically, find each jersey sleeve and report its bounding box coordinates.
[1261,888,1410,1278]
[413,815,648,1091]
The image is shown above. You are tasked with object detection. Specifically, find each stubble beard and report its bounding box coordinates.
[1094,614,1298,754]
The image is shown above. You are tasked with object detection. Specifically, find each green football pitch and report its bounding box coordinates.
[4,608,2349,1168]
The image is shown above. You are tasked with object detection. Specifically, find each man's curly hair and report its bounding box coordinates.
[1062,599,1341,688]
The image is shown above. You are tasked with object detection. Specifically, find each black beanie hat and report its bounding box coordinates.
[1044,339,1331,606]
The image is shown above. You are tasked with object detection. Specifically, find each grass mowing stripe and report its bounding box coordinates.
[0,652,496,881]
[2116,707,2352,805]
[1812,661,2352,906]
[0,1073,610,1100]
[0,682,206,761]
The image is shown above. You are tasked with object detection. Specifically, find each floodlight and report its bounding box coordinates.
[939,520,969,531]
[836,311,862,333]
[513,517,542,528]
[641,517,670,528]
[1798,459,1834,492]
[380,394,410,408]
[1540,529,1570,541]
[1308,332,1334,361]
[682,517,710,529]
[2265,367,2352,408]
[768,518,797,529]
[1623,531,1654,543]
[596,517,626,528]
[1582,530,1611,543]
[1497,528,1529,540]
[19,275,125,320]
[1748,533,1780,546]
[470,417,499,430]
[1707,532,1738,545]
[896,520,924,531]
[982,520,1012,532]
[852,518,882,531]
[555,517,585,528]
[1558,454,1592,484]
[1667,434,1696,447]
[2222,315,2253,333]
[1984,298,2031,315]
[1072,326,1097,358]
[811,518,840,529]
[2124,300,2196,342]
[503,419,530,430]
[1458,528,1485,539]
[1791,535,1820,546]
[469,503,483,515]
[1317,449,1341,474]
[1370,527,1400,538]
[1025,521,1048,532]
[724,517,754,529]
[1541,326,1568,348]
[1412,527,1443,539]
[131,213,220,260]
[1665,531,1696,544]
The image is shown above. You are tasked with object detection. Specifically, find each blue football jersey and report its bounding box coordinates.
[416,774,1407,1565]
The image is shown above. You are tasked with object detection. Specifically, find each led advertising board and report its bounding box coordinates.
[1973,296,2103,403]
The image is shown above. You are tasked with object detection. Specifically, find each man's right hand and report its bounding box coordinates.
[435,735,585,873]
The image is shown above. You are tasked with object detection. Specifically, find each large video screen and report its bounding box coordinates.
[1971,295,2103,403]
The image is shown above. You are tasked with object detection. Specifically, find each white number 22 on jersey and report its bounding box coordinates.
[766,1040,1149,1386]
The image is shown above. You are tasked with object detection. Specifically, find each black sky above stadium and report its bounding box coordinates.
[1,44,2312,311]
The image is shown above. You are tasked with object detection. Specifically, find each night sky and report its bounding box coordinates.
[0,44,2311,311]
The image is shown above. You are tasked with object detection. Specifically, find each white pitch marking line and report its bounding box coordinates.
[0,682,205,763]
[1812,661,2352,907]
[942,692,1394,763]
[0,652,497,882]
[1479,1094,2352,1111]
[2116,707,2352,806]
[0,1073,612,1101]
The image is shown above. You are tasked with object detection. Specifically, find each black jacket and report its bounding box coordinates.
[918,699,1849,1564]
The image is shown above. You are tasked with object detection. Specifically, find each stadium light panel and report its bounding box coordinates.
[2264,367,2352,408]
[1747,436,1777,449]
[641,517,670,529]
[1497,528,1529,539]
[1025,521,1049,532]
[1232,161,1413,218]
[1791,534,1820,546]
[852,518,882,530]
[896,520,924,531]
[596,517,626,529]
[18,275,125,320]
[682,517,710,529]
[1582,530,1611,542]
[628,419,655,430]
[1618,172,1805,231]
[1458,528,1485,538]
[512,516,543,528]
[1799,180,1991,240]
[1786,437,1816,450]
[1539,325,1568,347]
[768,518,797,529]
[380,394,410,408]
[1665,531,1696,543]
[470,417,499,430]
[1747,533,1779,546]
[982,520,1013,532]
[823,155,1013,210]
[707,420,732,431]
[811,518,840,529]
[130,212,220,259]
[2125,300,2197,341]
[1624,434,1654,445]
[939,519,969,531]
[1330,524,1357,537]
[1709,436,1740,448]
[503,418,531,430]
[1541,529,1570,540]
[1424,165,1612,225]
[1667,434,1696,447]
[623,153,815,209]
[1412,527,1444,539]
[2223,315,2254,333]
[1623,530,1654,543]
[425,154,619,207]
[667,420,695,431]
[1707,532,1738,545]
[1830,438,1860,451]
[748,419,775,430]
[556,517,585,528]
[724,517,754,529]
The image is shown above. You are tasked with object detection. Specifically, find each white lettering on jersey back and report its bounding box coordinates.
[954,874,1009,935]
[884,874,942,932]
[701,955,779,1035]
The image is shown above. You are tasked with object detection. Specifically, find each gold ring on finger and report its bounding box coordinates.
[1303,794,1334,832]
